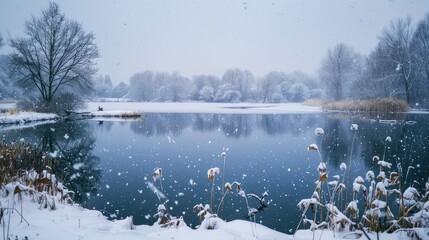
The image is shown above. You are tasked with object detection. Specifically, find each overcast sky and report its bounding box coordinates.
[0,0,428,84]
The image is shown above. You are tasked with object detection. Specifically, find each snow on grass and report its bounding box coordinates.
[81,110,142,118]
[0,111,59,125]
[4,196,421,240]
[5,196,290,240]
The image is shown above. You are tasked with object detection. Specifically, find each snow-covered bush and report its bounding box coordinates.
[287,83,309,102]
[222,90,242,103]
[298,128,429,235]
[199,86,215,102]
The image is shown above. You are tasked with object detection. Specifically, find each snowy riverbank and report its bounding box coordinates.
[0,101,322,127]
[83,101,322,114]
[3,195,423,240]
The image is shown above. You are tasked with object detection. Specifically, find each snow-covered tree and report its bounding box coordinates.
[199,86,215,102]
[93,75,113,98]
[288,83,309,102]
[111,82,130,98]
[411,13,429,104]
[223,90,242,103]
[258,72,281,103]
[378,17,420,104]
[156,72,189,102]
[191,74,220,101]
[129,71,156,101]
[221,68,255,101]
[0,55,21,99]
[319,43,356,101]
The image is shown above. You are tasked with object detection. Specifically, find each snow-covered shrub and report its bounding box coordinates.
[409,201,429,228]
[154,204,171,225]
[287,83,309,102]
[200,212,222,230]
[222,90,242,103]
[199,86,215,102]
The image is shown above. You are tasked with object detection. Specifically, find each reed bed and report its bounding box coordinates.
[322,98,409,112]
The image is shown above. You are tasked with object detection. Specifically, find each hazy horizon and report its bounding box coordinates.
[1,0,428,84]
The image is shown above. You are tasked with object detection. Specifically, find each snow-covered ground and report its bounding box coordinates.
[0,102,321,127]
[83,101,322,114]
[0,111,59,124]
[3,195,423,240]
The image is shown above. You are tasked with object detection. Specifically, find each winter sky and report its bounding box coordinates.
[0,0,428,84]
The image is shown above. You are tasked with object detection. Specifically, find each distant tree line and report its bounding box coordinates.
[320,13,429,106]
[90,69,324,103]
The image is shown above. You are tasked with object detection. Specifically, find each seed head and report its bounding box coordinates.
[314,128,324,136]
[307,144,318,151]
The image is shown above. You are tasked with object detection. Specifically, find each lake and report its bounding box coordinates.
[1,112,428,234]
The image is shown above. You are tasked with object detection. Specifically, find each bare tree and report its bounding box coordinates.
[191,74,220,101]
[258,72,280,103]
[379,17,422,104]
[352,45,401,99]
[93,74,113,98]
[221,68,254,101]
[9,2,99,110]
[319,43,356,101]
[129,71,156,101]
[411,13,429,102]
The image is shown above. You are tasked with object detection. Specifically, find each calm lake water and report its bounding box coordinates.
[2,112,428,234]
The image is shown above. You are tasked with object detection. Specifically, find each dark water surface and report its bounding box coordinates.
[2,112,428,234]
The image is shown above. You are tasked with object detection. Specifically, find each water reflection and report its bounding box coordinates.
[129,113,321,138]
[2,121,101,203]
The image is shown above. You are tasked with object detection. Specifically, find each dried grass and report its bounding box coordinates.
[7,108,21,115]
[322,98,409,112]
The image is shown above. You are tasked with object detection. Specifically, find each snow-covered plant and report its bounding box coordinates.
[409,201,429,228]
[377,160,392,170]
[353,176,367,198]
[366,170,375,182]
[193,203,212,222]
[345,200,359,220]
[340,162,347,171]
[153,167,162,182]
[364,199,394,232]
[375,181,387,198]
[344,123,358,211]
[154,204,171,225]
[307,143,318,151]
[325,203,354,231]
[314,127,324,136]
[200,209,221,230]
[399,187,420,208]
[207,167,220,211]
[219,150,228,215]
[216,181,240,215]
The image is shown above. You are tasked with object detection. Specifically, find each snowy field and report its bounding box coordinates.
[4,195,422,240]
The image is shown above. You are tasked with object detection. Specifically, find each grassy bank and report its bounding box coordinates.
[322,98,409,112]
